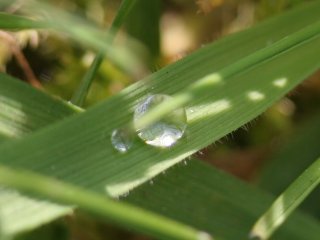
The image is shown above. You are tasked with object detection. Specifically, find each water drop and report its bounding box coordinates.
[111,128,133,153]
[134,94,187,147]
[149,180,154,185]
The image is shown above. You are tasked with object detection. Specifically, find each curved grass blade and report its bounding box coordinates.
[0,164,211,240]
[1,18,319,196]
[0,7,320,196]
[0,2,319,197]
[251,156,320,240]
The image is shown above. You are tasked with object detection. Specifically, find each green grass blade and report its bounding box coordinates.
[0,165,211,240]
[259,113,320,216]
[251,156,320,240]
[70,52,104,106]
[70,0,138,106]
[0,15,318,197]
[134,20,320,130]
[110,0,138,34]
[125,160,320,240]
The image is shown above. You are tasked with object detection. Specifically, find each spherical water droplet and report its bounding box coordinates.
[111,128,133,153]
[134,94,187,147]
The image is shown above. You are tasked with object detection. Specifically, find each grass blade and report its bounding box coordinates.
[251,156,320,239]
[259,113,320,216]
[70,0,138,106]
[134,20,320,130]
[0,1,319,198]
[1,33,318,198]
[0,164,211,240]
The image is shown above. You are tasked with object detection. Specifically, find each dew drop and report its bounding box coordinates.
[134,94,187,147]
[111,128,133,153]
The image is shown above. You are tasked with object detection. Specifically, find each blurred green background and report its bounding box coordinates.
[1,0,320,239]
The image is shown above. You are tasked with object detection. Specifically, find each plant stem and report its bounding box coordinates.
[70,0,138,107]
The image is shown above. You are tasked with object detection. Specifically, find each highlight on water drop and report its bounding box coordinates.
[134,94,187,148]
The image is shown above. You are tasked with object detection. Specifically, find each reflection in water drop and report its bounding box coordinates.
[134,94,187,147]
[111,128,133,153]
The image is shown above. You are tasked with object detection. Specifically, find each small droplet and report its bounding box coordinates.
[183,160,187,165]
[134,94,187,147]
[111,128,133,153]
[149,180,154,185]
